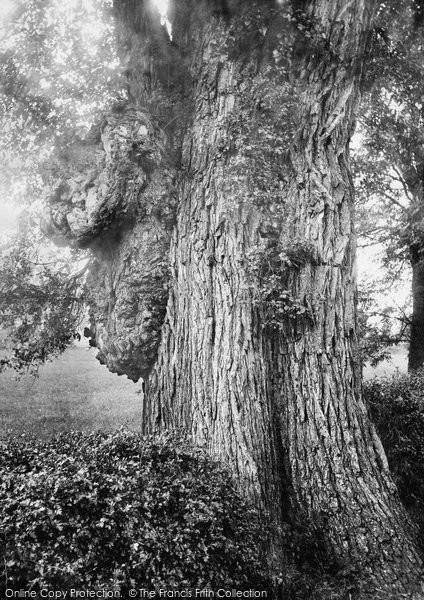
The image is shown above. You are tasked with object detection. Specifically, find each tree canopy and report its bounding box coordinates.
[0,0,124,372]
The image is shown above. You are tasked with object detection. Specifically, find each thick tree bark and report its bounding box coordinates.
[144,1,424,595]
[268,3,424,594]
[145,1,289,551]
[45,0,424,596]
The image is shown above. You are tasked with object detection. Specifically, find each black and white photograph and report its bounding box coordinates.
[1,0,424,598]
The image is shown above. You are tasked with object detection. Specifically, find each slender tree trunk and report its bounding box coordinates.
[398,170,424,372]
[409,241,424,371]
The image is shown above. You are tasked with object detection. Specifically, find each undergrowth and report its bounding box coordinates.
[364,369,424,545]
[0,431,269,594]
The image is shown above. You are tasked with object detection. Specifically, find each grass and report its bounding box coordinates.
[0,343,143,439]
[363,343,408,379]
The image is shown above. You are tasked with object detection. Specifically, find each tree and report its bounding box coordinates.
[0,217,87,374]
[354,0,424,371]
[10,0,424,595]
[353,151,412,367]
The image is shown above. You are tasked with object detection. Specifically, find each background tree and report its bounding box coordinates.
[354,151,412,367]
[0,219,87,374]
[354,0,424,370]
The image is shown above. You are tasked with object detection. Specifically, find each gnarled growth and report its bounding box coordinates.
[43,107,177,379]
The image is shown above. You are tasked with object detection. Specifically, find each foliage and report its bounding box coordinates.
[353,151,408,257]
[0,0,126,372]
[364,371,424,542]
[247,237,314,329]
[352,1,424,364]
[0,431,270,593]
[0,0,123,207]
[0,427,369,600]
[357,279,411,366]
[0,218,87,374]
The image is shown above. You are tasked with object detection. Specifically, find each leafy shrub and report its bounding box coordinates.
[0,431,269,593]
[246,237,314,330]
[364,370,424,541]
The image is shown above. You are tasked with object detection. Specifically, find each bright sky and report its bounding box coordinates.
[153,0,168,17]
[0,203,22,239]
[152,0,172,38]
[0,0,14,21]
[0,202,20,225]
[357,244,410,308]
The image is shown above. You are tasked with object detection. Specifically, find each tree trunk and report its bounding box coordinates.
[396,168,424,372]
[144,1,289,555]
[409,242,424,371]
[46,0,424,595]
[267,3,424,594]
[144,1,424,595]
